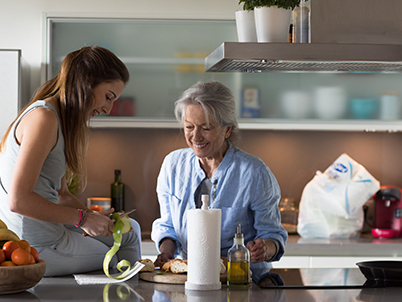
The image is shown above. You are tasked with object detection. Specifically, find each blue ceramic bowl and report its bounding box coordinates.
[350,99,378,119]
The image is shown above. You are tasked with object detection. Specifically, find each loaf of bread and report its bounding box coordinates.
[220,258,226,275]
[170,259,188,273]
[138,258,155,272]
[160,258,226,274]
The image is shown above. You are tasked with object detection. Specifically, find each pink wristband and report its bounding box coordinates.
[75,209,82,227]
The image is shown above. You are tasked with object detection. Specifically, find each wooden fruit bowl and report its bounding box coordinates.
[0,260,46,294]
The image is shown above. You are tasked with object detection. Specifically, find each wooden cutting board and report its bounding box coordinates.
[139,271,227,284]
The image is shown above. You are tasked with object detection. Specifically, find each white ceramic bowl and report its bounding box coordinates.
[314,87,347,119]
[280,91,311,119]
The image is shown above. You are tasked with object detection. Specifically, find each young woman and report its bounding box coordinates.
[0,46,141,276]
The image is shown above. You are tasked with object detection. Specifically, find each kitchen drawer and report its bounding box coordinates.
[272,256,310,268]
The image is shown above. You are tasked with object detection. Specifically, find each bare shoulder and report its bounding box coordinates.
[16,106,59,146]
[20,106,58,130]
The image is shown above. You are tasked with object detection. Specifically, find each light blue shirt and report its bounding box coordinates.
[151,145,288,282]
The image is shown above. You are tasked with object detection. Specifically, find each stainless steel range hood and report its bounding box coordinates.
[205,42,402,73]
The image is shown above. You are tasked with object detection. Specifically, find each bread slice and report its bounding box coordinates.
[170,259,187,273]
[160,259,188,273]
[139,258,155,272]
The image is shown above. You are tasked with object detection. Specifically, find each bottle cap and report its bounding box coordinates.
[201,194,209,210]
[115,170,121,175]
[235,224,243,239]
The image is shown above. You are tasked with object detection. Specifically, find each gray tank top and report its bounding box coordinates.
[0,100,66,247]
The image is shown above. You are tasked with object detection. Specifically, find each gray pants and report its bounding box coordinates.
[37,218,142,276]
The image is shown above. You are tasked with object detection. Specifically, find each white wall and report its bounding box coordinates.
[0,0,239,96]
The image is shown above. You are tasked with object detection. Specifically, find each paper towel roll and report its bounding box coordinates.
[185,208,221,291]
[185,289,222,302]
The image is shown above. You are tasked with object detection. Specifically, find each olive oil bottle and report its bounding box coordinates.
[227,224,251,288]
[111,170,124,212]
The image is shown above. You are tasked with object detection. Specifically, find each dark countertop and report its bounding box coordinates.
[7,270,401,302]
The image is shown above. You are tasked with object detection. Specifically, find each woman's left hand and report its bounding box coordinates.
[246,238,277,263]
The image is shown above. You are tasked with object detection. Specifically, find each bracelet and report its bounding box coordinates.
[75,209,82,227]
[80,210,87,228]
[75,209,87,228]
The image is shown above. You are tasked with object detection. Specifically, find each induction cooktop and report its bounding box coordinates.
[261,268,391,289]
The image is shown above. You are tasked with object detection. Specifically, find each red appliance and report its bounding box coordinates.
[372,186,402,238]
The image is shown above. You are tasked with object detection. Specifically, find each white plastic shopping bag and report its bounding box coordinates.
[297,153,380,238]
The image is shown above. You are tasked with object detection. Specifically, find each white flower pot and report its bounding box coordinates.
[254,6,292,43]
[235,10,257,42]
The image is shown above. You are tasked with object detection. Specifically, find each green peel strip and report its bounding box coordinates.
[103,213,132,279]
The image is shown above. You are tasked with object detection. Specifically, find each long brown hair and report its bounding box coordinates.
[0,46,129,184]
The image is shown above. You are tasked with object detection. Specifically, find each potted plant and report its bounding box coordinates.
[238,0,305,42]
[235,8,257,42]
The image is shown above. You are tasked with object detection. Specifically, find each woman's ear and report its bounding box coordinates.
[225,126,232,139]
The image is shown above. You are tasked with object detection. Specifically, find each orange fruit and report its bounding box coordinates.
[28,254,35,264]
[2,241,20,259]
[90,205,103,212]
[0,260,16,267]
[0,249,5,264]
[11,248,32,265]
[18,240,31,253]
[30,247,39,262]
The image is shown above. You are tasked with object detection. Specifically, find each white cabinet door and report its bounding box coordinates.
[0,50,21,138]
[273,256,402,268]
[310,256,402,268]
[272,256,310,268]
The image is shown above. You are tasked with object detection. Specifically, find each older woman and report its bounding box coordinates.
[151,81,287,285]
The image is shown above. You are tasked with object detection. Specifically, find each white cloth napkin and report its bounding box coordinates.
[73,262,145,285]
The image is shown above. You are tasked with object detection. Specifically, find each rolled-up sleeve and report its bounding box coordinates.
[151,156,182,255]
[251,164,287,261]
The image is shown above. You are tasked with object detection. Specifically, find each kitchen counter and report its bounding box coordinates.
[143,234,402,258]
[3,270,401,302]
[285,234,402,257]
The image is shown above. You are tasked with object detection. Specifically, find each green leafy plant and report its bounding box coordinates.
[239,0,304,10]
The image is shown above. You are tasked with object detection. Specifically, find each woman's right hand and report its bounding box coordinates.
[81,210,114,237]
[154,252,174,268]
[154,238,176,267]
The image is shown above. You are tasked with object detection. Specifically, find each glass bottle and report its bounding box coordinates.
[227,224,251,288]
[278,198,299,234]
[294,0,311,43]
[111,170,124,212]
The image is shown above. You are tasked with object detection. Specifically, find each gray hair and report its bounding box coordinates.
[174,81,240,145]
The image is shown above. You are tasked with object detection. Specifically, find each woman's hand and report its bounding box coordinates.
[246,238,277,263]
[154,252,174,268]
[154,238,176,267]
[81,210,114,237]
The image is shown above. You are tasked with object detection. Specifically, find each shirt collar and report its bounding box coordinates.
[194,144,235,182]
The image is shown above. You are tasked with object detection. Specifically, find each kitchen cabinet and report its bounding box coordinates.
[272,235,402,268]
[46,17,238,127]
[45,17,402,131]
[273,256,402,269]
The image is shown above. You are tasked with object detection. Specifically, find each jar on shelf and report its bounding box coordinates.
[279,198,299,233]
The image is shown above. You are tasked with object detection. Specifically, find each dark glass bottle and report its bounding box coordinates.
[111,170,124,212]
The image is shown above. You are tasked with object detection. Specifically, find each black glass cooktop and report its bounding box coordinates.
[260,268,377,289]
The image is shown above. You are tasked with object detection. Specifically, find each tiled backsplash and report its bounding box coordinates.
[78,127,402,239]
